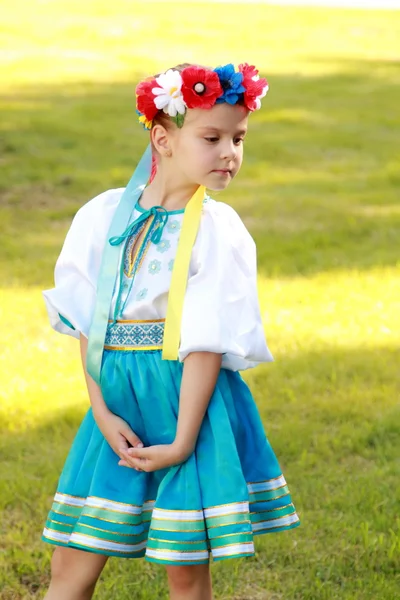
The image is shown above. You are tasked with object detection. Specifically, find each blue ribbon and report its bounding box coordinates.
[108,205,169,325]
[86,144,152,385]
[109,205,169,247]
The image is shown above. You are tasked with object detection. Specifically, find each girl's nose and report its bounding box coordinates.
[220,141,237,161]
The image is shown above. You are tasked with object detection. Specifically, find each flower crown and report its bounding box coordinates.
[135,62,269,130]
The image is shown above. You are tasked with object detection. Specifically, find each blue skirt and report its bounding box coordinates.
[42,320,300,565]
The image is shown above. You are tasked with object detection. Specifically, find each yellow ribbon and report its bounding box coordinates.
[162,185,206,360]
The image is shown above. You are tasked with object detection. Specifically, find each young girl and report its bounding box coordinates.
[41,62,300,600]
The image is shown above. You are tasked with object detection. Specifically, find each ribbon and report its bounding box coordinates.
[86,143,205,385]
[109,206,169,325]
[162,185,205,360]
[109,206,168,247]
[86,144,152,385]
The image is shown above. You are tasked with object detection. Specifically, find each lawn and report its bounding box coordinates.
[1,2,400,599]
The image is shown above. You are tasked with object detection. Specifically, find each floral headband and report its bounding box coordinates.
[135,62,269,130]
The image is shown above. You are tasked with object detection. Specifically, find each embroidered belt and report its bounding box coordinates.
[104,319,165,351]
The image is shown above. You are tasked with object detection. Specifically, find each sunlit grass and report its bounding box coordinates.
[1,1,400,599]
[1,266,399,430]
[1,1,400,89]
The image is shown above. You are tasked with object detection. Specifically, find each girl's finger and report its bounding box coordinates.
[127,447,149,459]
[120,450,144,470]
[127,456,150,472]
[121,427,144,449]
[118,439,129,454]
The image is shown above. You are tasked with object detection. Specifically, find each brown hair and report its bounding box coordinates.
[149,63,209,182]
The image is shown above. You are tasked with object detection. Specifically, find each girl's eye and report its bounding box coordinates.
[204,136,244,144]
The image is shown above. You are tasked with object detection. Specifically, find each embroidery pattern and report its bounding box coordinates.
[105,321,165,349]
[123,216,155,278]
[148,259,162,275]
[136,288,148,301]
[156,239,171,253]
[167,220,181,234]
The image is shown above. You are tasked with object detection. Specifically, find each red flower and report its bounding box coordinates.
[136,77,160,121]
[181,66,223,109]
[238,63,269,111]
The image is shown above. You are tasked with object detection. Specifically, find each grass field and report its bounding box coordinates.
[1,1,400,599]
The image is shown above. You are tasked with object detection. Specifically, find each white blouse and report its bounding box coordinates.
[43,188,274,371]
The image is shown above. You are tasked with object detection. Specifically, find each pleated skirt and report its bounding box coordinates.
[42,325,300,565]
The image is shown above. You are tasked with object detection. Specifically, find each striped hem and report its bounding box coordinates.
[253,517,301,535]
[42,477,300,562]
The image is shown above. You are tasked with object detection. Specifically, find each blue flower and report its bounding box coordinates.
[214,64,245,105]
[168,259,174,272]
[136,288,148,301]
[156,239,171,253]
[167,219,181,234]
[148,259,161,275]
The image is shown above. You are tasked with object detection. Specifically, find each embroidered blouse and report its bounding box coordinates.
[43,188,273,371]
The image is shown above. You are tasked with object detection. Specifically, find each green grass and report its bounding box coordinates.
[1,2,400,599]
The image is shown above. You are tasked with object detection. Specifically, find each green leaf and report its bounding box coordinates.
[175,112,185,128]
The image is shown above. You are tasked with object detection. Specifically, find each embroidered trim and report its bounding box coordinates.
[104,320,165,350]
[123,221,146,277]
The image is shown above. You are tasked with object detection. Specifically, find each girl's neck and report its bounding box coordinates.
[140,171,201,212]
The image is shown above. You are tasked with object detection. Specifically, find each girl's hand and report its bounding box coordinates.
[118,442,190,472]
[94,408,144,459]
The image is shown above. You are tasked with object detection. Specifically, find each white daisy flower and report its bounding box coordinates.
[152,69,187,117]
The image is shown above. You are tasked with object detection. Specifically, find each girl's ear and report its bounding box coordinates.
[151,124,172,157]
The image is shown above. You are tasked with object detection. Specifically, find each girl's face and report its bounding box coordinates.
[166,103,249,191]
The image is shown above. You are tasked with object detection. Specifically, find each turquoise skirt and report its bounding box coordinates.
[42,320,300,565]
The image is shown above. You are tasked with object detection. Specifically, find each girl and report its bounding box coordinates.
[41,62,300,600]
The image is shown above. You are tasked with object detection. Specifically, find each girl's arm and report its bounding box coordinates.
[79,334,109,420]
[120,351,222,471]
[80,334,144,455]
[173,351,222,457]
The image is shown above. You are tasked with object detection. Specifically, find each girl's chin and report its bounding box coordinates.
[207,184,230,192]
[204,176,232,192]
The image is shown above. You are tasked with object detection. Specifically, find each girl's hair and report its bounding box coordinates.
[148,62,209,183]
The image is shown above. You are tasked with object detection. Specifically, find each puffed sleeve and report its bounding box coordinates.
[179,199,274,371]
[42,188,124,339]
